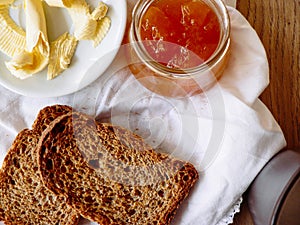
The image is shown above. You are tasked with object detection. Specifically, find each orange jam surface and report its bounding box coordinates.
[140,0,221,69]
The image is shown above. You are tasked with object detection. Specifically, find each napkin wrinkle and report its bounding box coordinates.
[251,99,283,132]
[219,8,269,106]
[223,95,286,157]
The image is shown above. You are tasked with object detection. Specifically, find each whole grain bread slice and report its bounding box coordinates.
[0,129,80,225]
[37,112,199,225]
[32,104,72,135]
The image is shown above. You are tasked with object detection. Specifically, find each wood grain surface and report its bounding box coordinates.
[233,0,299,225]
[237,0,300,150]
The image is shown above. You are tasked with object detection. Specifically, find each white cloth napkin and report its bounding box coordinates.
[0,5,285,225]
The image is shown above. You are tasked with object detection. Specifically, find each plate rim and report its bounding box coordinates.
[0,0,127,98]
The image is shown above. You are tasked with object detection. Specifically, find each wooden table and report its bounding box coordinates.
[233,0,300,224]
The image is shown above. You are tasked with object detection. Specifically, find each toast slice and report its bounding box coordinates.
[0,129,80,225]
[37,112,199,225]
[32,104,72,135]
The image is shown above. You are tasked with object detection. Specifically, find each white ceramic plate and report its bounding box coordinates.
[0,0,127,98]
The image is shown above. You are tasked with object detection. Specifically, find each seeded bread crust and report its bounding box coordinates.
[0,129,80,225]
[38,112,199,225]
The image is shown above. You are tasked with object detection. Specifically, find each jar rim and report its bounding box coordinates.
[131,0,231,79]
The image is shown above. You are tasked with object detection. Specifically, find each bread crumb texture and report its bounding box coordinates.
[0,129,80,225]
[38,111,199,225]
[0,105,198,225]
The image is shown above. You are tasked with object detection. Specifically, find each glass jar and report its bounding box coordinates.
[127,0,231,98]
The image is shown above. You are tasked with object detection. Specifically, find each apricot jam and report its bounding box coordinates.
[128,0,230,97]
[140,0,221,68]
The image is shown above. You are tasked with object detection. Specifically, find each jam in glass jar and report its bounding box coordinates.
[127,0,231,98]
